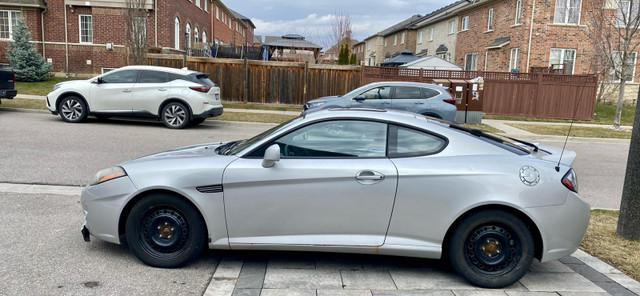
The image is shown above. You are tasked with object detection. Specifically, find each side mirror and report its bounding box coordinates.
[96,77,104,84]
[262,144,281,168]
[354,95,366,101]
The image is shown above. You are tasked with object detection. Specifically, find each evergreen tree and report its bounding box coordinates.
[349,53,357,65]
[338,43,349,65]
[6,17,51,82]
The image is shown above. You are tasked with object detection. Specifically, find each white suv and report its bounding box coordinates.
[46,65,223,129]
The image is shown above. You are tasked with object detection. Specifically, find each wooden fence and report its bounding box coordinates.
[148,54,598,120]
[148,54,360,105]
[362,67,598,120]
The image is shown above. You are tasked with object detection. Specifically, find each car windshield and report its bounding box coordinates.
[341,84,381,98]
[218,116,304,155]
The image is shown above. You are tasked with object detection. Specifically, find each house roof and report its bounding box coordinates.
[486,37,510,49]
[0,0,46,8]
[265,35,322,49]
[381,50,419,66]
[414,0,471,27]
[229,8,256,29]
[378,14,423,37]
[436,44,449,53]
[400,55,463,70]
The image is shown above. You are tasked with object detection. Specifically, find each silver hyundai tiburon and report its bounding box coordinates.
[80,107,589,288]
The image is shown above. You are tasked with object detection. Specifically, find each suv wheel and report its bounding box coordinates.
[59,96,88,123]
[161,102,190,129]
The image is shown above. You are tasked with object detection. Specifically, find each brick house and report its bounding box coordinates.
[0,0,254,74]
[453,0,604,76]
[413,0,470,63]
[353,41,365,65]
[364,14,423,66]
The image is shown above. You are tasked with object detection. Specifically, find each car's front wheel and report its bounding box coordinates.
[161,102,190,129]
[125,194,206,268]
[59,96,88,123]
[448,209,534,288]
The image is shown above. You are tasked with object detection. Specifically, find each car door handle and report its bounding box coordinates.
[415,101,425,104]
[158,88,167,91]
[356,170,385,181]
[122,90,132,93]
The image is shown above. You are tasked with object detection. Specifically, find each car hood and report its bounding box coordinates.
[119,142,238,189]
[306,95,341,104]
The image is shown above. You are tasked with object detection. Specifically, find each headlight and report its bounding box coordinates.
[89,166,127,186]
[306,101,325,109]
[51,83,63,92]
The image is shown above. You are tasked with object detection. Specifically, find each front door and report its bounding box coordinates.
[350,85,392,109]
[223,120,397,246]
[89,69,139,113]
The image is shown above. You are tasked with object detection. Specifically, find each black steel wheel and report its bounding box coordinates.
[161,102,190,129]
[59,96,88,123]
[448,209,534,288]
[125,194,206,268]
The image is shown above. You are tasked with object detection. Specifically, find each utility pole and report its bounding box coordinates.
[617,86,640,240]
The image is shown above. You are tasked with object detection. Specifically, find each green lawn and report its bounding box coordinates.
[15,77,79,96]
[484,104,636,126]
[507,123,632,139]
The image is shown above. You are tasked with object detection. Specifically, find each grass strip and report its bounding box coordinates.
[507,123,632,139]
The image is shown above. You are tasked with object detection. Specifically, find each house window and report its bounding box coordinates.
[174,17,180,49]
[202,31,207,43]
[549,48,576,74]
[417,30,423,44]
[401,32,405,44]
[510,48,519,71]
[79,15,93,43]
[461,16,469,30]
[487,8,494,31]
[195,0,200,8]
[216,6,219,20]
[194,27,199,42]
[616,1,640,27]
[228,18,232,29]
[465,53,478,71]
[554,0,582,24]
[515,0,523,24]
[186,23,191,48]
[394,35,397,45]
[384,37,387,46]
[610,51,637,81]
[0,10,21,39]
[429,27,434,41]
[449,20,456,34]
[204,0,207,12]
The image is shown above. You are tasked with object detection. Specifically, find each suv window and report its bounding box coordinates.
[138,70,169,83]
[101,70,139,83]
[422,88,440,99]
[359,86,391,100]
[394,86,422,99]
[389,125,446,157]
[274,120,387,158]
[195,74,216,87]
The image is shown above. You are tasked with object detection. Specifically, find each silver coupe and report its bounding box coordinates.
[80,107,589,288]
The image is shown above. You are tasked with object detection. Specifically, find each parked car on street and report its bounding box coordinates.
[46,65,222,129]
[0,67,17,103]
[302,81,457,121]
[80,107,589,288]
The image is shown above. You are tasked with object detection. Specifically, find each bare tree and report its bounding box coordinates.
[125,0,148,65]
[586,0,640,128]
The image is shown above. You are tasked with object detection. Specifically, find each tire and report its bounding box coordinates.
[161,102,190,129]
[125,194,206,268]
[59,96,88,123]
[448,209,534,288]
[190,118,206,126]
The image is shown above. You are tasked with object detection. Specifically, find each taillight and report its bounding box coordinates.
[443,89,456,105]
[190,86,211,93]
[562,169,578,192]
[12,72,15,83]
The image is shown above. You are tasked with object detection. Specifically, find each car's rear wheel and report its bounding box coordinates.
[448,209,534,288]
[161,102,190,129]
[125,194,206,268]
[59,96,88,123]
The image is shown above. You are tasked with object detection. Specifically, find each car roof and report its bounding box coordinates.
[116,65,201,76]
[364,81,444,88]
[303,106,424,124]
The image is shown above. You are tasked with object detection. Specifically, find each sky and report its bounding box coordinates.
[225,0,447,49]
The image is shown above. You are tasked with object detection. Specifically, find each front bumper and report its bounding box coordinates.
[193,106,223,119]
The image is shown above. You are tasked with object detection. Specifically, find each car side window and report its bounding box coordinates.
[394,86,422,100]
[422,88,441,99]
[274,120,387,158]
[137,70,169,83]
[359,87,390,100]
[101,70,139,84]
[388,125,446,157]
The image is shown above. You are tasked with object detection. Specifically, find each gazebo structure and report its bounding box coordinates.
[380,50,419,67]
[264,34,322,63]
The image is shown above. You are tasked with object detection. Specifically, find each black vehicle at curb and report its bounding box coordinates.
[0,67,17,103]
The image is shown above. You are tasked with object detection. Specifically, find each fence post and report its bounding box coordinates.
[419,68,424,83]
[534,73,543,117]
[243,58,249,104]
[304,61,309,103]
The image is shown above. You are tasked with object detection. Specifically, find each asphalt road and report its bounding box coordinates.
[0,109,632,295]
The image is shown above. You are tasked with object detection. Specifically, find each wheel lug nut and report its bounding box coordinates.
[158,226,161,229]
[168,235,172,239]
[171,227,175,231]
[164,222,169,226]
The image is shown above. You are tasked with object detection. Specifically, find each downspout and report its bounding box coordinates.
[155,0,158,47]
[41,5,46,59]
[64,4,69,75]
[526,0,537,71]
[484,50,488,71]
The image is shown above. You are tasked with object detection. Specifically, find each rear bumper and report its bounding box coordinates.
[0,89,17,99]
[194,106,223,119]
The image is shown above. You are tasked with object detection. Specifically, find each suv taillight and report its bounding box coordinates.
[443,89,456,105]
[12,72,15,83]
[562,169,578,192]
[190,86,211,93]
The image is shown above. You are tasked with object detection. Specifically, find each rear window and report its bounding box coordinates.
[447,124,530,155]
[194,74,216,87]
